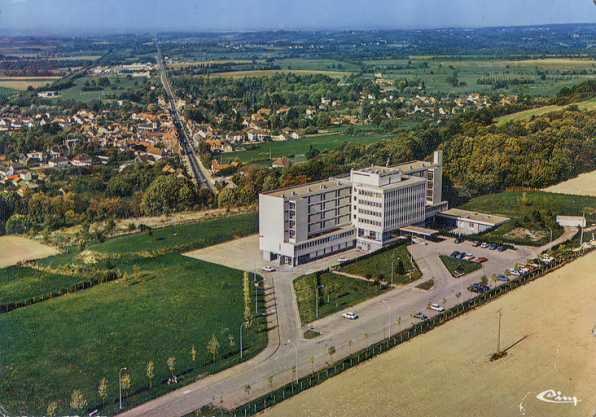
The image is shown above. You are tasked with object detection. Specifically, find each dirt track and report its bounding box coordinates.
[260,251,596,417]
[0,236,59,268]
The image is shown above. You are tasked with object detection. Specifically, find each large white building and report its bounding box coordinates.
[259,151,447,266]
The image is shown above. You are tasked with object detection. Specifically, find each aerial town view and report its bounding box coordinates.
[3,1,596,416]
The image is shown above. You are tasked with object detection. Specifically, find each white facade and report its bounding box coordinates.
[259,151,446,266]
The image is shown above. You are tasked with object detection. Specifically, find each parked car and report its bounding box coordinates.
[342,312,359,320]
[454,236,464,244]
[450,251,460,258]
[481,242,491,248]
[497,274,509,281]
[463,254,475,261]
[261,266,276,272]
[472,241,482,247]
[456,253,465,260]
[475,257,488,263]
[469,283,489,293]
[430,303,445,312]
[509,268,521,276]
[337,257,348,263]
[497,245,507,252]
[411,311,428,320]
[489,243,499,250]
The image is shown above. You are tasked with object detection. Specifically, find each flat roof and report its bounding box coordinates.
[438,208,510,226]
[399,225,439,237]
[263,179,350,199]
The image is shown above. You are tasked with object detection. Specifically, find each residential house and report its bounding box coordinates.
[71,154,93,167]
[48,157,70,168]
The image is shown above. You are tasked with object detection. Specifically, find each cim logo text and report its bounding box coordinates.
[536,389,581,406]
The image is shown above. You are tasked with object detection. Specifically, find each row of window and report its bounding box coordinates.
[358,199,382,208]
[358,208,382,217]
[357,189,382,199]
[295,230,355,251]
[358,217,382,227]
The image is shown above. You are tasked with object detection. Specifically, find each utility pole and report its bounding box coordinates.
[497,308,503,354]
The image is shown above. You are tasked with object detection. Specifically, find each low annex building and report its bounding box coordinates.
[436,208,510,235]
[259,151,448,266]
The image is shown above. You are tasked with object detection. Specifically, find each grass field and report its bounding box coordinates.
[93,212,259,255]
[261,250,596,417]
[206,69,352,79]
[360,57,596,96]
[439,255,482,277]
[458,191,596,244]
[0,266,87,304]
[45,74,152,103]
[337,245,420,285]
[495,97,596,125]
[293,271,390,326]
[225,132,393,166]
[272,58,361,72]
[0,213,264,416]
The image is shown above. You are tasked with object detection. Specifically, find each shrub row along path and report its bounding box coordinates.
[118,230,576,417]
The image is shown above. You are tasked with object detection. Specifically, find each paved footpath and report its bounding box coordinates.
[118,229,576,416]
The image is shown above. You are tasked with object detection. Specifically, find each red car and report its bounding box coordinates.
[475,257,488,263]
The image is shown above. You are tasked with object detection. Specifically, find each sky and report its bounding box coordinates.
[1,0,596,35]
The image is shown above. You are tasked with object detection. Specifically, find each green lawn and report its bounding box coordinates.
[439,255,482,277]
[293,271,390,326]
[0,212,264,416]
[227,133,393,166]
[46,75,152,103]
[495,97,596,125]
[337,245,420,285]
[0,266,86,305]
[0,255,267,416]
[459,191,596,245]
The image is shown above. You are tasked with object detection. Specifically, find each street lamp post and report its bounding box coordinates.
[544,224,552,251]
[382,300,391,339]
[255,279,265,315]
[390,257,399,286]
[316,285,324,319]
[288,340,298,383]
[240,321,248,359]
[119,367,127,410]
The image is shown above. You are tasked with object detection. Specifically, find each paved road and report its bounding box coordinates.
[154,38,214,193]
[118,230,575,416]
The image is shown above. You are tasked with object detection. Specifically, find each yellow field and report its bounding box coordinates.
[543,169,596,197]
[0,77,61,90]
[205,69,352,79]
[0,236,59,268]
[261,252,596,417]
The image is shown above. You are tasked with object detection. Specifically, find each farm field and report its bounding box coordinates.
[225,132,393,166]
[543,169,596,197]
[0,236,59,268]
[0,77,61,90]
[44,74,154,103]
[206,69,352,79]
[260,250,596,417]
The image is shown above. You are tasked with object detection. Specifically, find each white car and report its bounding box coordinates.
[430,303,445,312]
[509,268,521,276]
[261,266,276,272]
[342,312,359,320]
[337,257,348,263]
